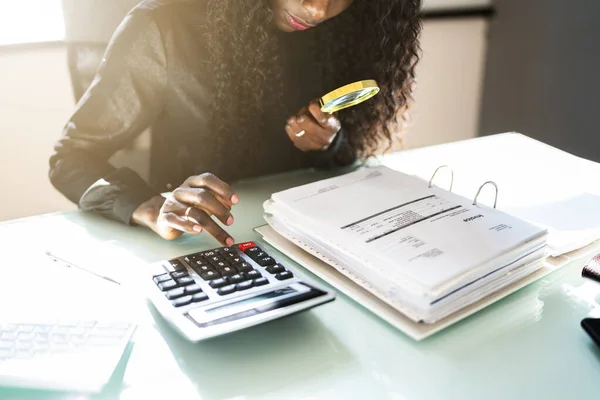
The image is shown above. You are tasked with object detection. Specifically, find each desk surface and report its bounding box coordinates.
[1,165,600,400]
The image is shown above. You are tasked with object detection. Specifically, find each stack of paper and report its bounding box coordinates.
[263,165,548,324]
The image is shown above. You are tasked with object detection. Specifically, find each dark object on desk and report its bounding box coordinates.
[582,254,600,283]
[581,318,600,348]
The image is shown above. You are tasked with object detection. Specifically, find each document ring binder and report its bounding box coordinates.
[428,165,454,191]
[473,181,498,208]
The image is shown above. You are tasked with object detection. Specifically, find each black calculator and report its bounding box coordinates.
[146,241,335,341]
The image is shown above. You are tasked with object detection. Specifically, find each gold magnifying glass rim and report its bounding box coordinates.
[319,79,380,113]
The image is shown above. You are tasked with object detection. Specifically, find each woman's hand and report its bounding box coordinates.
[132,173,238,245]
[286,99,341,152]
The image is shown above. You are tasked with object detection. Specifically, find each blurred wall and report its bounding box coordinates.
[479,0,600,161]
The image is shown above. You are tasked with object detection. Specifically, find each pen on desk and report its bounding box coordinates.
[45,251,121,285]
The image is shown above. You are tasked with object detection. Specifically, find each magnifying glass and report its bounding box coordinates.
[319,79,380,113]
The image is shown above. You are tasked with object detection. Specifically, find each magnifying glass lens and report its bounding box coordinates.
[320,80,380,113]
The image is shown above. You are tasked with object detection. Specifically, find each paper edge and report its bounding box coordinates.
[254,224,558,341]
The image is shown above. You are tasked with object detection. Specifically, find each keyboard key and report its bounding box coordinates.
[165,287,186,300]
[236,281,254,291]
[158,280,179,291]
[246,270,262,280]
[256,257,276,267]
[237,263,253,273]
[266,264,286,274]
[220,266,237,277]
[228,274,245,284]
[153,274,171,284]
[17,324,35,333]
[170,271,189,280]
[1,331,18,340]
[172,295,193,308]
[217,285,237,296]
[184,284,203,295]
[276,271,294,281]
[200,270,220,281]
[176,276,195,286]
[209,278,228,288]
[192,292,209,303]
[254,277,269,286]
[0,324,18,332]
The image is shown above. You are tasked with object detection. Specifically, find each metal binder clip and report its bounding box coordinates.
[428,165,454,191]
[473,181,498,208]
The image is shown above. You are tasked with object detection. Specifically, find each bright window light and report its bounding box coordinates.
[0,0,65,46]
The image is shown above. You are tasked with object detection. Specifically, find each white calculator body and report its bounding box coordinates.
[146,241,335,342]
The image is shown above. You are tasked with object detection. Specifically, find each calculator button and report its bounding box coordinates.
[165,287,186,300]
[266,264,286,274]
[246,270,262,280]
[172,295,193,308]
[193,264,215,275]
[238,242,256,252]
[229,257,244,264]
[218,247,235,253]
[217,285,237,296]
[209,278,228,288]
[165,259,186,272]
[275,271,294,281]
[186,258,208,267]
[200,251,218,258]
[192,292,209,303]
[222,252,238,259]
[254,277,269,286]
[213,261,231,269]
[170,271,189,279]
[228,274,245,284]
[207,255,225,264]
[244,248,263,258]
[236,263,253,273]
[158,280,179,291]
[176,276,195,286]
[184,284,203,295]
[153,274,171,284]
[249,251,266,260]
[256,257,276,267]
[220,266,237,277]
[236,281,254,291]
[200,270,220,281]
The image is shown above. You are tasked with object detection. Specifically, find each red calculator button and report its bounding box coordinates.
[238,242,256,251]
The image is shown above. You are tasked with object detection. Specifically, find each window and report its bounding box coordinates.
[0,0,65,46]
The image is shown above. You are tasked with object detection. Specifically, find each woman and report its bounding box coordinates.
[49,0,422,246]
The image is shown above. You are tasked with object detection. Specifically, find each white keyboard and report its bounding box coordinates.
[0,320,136,393]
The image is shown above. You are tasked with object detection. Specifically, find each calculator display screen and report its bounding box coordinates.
[206,287,297,314]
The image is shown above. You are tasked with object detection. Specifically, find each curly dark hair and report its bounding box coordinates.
[203,0,422,159]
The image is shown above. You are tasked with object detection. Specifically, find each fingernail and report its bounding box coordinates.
[297,116,304,123]
[231,194,239,204]
[227,216,234,225]
[226,238,234,247]
[193,225,203,233]
[321,118,327,123]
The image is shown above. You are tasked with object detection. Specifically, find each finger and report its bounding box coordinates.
[308,100,341,132]
[172,188,234,226]
[161,212,204,235]
[183,173,238,205]
[186,207,234,246]
[286,117,314,151]
[295,114,333,149]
